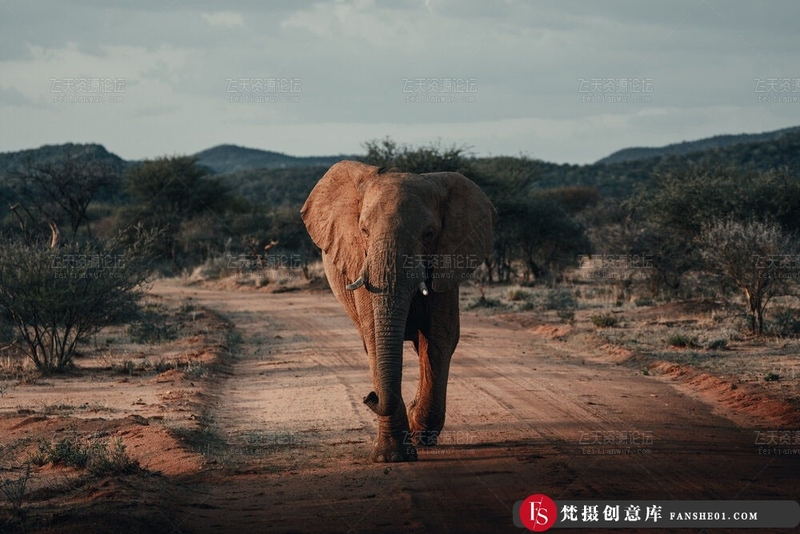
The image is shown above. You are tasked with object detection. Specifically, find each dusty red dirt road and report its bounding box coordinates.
[128,281,798,533]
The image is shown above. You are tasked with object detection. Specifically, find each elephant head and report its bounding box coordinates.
[301,160,495,461]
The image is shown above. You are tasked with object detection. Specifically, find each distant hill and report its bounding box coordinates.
[0,143,130,206]
[533,127,800,197]
[596,125,800,165]
[1,123,798,207]
[193,144,350,174]
[0,143,127,177]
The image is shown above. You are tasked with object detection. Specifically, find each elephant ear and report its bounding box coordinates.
[300,160,378,282]
[425,172,497,292]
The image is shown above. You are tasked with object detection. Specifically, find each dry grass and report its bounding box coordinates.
[470,278,800,416]
[184,258,327,292]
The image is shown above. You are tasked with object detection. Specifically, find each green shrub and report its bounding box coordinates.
[665,333,697,348]
[31,434,139,476]
[544,289,578,311]
[467,297,503,310]
[557,308,575,323]
[591,313,618,328]
[87,438,140,476]
[0,231,158,373]
[31,434,89,468]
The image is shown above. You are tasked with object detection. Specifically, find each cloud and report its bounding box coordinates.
[280,0,421,47]
[201,11,244,28]
[1,1,799,162]
[0,85,37,108]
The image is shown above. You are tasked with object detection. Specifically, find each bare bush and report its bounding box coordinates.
[699,218,798,335]
[0,464,30,518]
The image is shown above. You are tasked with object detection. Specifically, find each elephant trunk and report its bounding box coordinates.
[363,301,408,417]
[362,241,413,417]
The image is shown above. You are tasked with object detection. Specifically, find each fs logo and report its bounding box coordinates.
[520,494,557,532]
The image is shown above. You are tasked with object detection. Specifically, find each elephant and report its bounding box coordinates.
[301,160,496,462]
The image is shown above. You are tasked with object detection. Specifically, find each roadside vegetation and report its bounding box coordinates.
[2,138,800,377]
[1,134,799,528]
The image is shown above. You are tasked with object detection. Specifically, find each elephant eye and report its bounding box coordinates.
[360,226,369,237]
[423,227,435,240]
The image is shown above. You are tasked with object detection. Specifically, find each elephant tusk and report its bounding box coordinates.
[346,277,365,290]
[419,281,429,296]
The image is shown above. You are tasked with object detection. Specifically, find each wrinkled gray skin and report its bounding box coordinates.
[301,161,496,462]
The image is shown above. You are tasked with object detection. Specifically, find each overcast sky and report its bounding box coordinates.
[1,0,799,164]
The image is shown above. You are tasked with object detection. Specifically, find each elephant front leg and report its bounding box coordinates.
[408,337,452,447]
[408,289,459,447]
[371,397,417,462]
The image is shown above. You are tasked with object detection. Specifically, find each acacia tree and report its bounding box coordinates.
[362,138,471,174]
[499,193,590,282]
[629,167,800,294]
[699,218,798,335]
[122,156,232,268]
[8,151,119,241]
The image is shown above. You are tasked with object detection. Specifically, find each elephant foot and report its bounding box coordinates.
[372,438,418,463]
[408,411,444,446]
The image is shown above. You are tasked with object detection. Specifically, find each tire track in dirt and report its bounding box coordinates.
[451,323,798,516]
[149,281,800,533]
[166,286,377,461]
[395,314,755,529]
